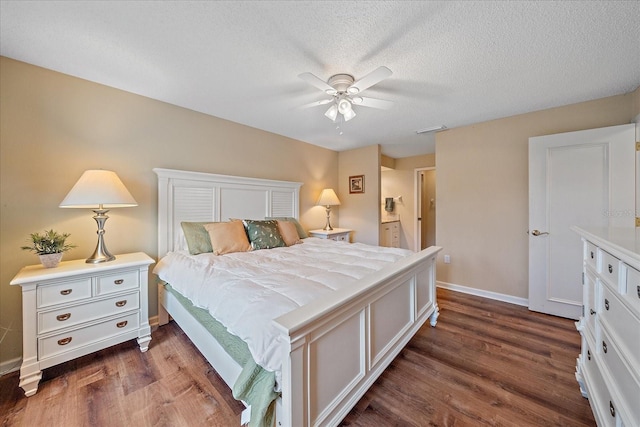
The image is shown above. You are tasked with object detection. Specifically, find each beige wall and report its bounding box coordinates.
[435,91,638,299]
[380,154,436,249]
[0,57,339,371]
[338,145,381,245]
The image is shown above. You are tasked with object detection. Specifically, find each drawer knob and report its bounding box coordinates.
[637,285,639,299]
[609,401,615,417]
[589,308,595,315]
[602,341,607,354]
[590,251,594,259]
[587,350,591,360]
[116,320,128,328]
[60,289,72,295]
[115,300,127,307]
[57,337,72,346]
[114,279,124,285]
[608,264,613,274]
[56,313,71,322]
[604,299,609,311]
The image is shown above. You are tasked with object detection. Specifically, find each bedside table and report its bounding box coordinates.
[309,228,352,242]
[10,252,154,396]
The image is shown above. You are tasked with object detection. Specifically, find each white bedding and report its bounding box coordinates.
[153,237,413,385]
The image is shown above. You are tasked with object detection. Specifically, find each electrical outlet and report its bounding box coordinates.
[444,254,451,264]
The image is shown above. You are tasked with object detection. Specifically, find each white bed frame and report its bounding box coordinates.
[154,168,442,427]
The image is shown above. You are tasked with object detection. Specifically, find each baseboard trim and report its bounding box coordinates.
[149,315,159,329]
[0,356,21,377]
[437,281,529,307]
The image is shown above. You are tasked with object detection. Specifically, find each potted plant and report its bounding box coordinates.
[21,229,77,268]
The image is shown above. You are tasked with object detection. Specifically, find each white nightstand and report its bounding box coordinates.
[10,252,154,396]
[308,228,352,242]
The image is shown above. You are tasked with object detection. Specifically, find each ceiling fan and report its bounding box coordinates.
[298,66,394,122]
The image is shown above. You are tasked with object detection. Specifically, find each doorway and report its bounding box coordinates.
[415,167,436,251]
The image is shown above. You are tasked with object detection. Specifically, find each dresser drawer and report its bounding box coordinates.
[584,269,597,338]
[96,270,139,295]
[38,312,139,360]
[624,264,640,314]
[585,241,598,270]
[600,327,640,426]
[584,348,618,427]
[599,285,640,370]
[598,249,620,288]
[38,292,140,334]
[37,278,92,308]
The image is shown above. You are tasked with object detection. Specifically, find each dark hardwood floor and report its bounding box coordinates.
[0,288,595,426]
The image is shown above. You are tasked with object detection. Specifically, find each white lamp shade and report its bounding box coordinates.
[343,108,356,122]
[317,188,341,206]
[324,104,338,121]
[60,170,137,208]
[337,98,352,115]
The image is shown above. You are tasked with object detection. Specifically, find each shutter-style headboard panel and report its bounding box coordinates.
[154,168,302,257]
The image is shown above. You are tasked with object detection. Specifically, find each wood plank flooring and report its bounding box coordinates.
[0,288,595,426]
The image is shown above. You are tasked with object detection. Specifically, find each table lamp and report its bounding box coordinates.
[317,188,341,231]
[60,170,137,263]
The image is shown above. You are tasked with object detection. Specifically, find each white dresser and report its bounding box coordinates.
[572,227,640,427]
[10,252,154,396]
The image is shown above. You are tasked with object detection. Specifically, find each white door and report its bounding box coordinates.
[528,124,635,319]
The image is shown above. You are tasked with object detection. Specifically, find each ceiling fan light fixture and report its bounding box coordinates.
[343,108,356,122]
[347,86,359,94]
[351,96,363,104]
[338,98,352,115]
[325,88,337,95]
[325,104,338,121]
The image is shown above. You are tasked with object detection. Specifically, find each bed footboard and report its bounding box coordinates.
[274,246,442,426]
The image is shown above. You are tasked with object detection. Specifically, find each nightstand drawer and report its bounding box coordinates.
[599,249,620,288]
[37,278,92,308]
[96,270,139,295]
[38,292,140,334]
[38,312,139,360]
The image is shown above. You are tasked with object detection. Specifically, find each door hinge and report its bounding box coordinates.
[636,141,640,151]
[636,217,640,227]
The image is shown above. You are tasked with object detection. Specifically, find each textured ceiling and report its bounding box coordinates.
[1,1,639,158]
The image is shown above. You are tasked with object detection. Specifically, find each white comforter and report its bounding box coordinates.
[153,238,413,382]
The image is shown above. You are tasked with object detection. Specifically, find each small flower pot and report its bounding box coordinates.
[39,253,63,268]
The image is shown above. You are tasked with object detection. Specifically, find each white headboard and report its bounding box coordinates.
[154,168,302,257]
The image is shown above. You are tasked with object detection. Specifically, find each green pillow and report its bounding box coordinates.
[265,217,308,239]
[242,219,286,250]
[181,222,214,255]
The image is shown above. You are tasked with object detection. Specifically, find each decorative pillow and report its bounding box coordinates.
[181,222,214,255]
[277,220,302,246]
[265,217,308,239]
[242,219,286,250]
[204,221,252,255]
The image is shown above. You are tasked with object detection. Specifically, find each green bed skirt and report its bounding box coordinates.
[164,284,279,427]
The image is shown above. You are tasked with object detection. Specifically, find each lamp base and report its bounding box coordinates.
[86,209,116,263]
[323,205,334,231]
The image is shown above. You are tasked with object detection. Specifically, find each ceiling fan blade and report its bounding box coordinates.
[298,98,334,109]
[298,72,337,95]
[348,66,392,94]
[354,96,394,110]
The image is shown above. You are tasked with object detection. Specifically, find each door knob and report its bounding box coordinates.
[531,229,549,236]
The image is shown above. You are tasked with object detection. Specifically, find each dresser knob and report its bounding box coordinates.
[589,309,595,315]
[115,300,127,307]
[604,299,609,310]
[609,401,615,417]
[608,264,613,274]
[114,279,124,285]
[56,313,71,321]
[116,321,128,328]
[60,289,72,295]
[637,285,639,299]
[587,350,591,360]
[57,337,72,346]
[602,341,607,354]
[590,251,594,259]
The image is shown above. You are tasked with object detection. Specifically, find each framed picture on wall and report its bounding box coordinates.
[349,175,365,194]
